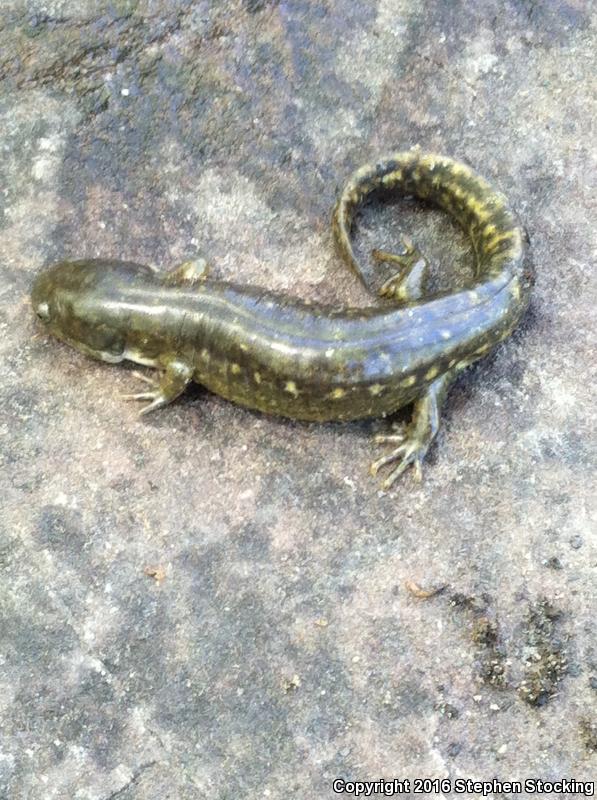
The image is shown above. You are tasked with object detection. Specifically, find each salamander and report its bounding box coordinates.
[31,150,532,487]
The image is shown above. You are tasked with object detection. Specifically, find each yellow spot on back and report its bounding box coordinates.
[329,388,346,400]
[231,363,241,374]
[355,164,373,180]
[401,376,417,387]
[425,366,439,380]
[473,205,492,224]
[254,371,262,384]
[369,384,384,396]
[382,169,402,186]
[285,381,299,397]
[485,231,514,254]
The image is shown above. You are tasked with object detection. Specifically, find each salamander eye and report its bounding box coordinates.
[35,302,50,321]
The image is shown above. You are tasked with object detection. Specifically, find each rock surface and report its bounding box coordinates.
[1,1,595,798]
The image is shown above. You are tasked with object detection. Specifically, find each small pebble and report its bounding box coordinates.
[569,535,583,550]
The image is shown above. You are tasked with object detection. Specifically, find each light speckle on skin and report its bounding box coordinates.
[485,232,514,253]
[254,372,262,384]
[401,376,417,387]
[369,384,384,395]
[200,348,210,360]
[425,366,439,380]
[329,388,346,399]
[383,170,402,186]
[285,380,299,397]
[231,363,241,374]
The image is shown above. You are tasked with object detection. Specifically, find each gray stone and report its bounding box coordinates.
[1,1,595,798]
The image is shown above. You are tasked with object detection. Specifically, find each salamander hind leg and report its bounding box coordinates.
[373,234,429,304]
[122,360,193,415]
[370,371,454,488]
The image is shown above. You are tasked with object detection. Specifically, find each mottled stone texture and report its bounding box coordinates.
[1,1,595,798]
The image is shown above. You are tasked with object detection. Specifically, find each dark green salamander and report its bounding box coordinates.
[31,151,532,487]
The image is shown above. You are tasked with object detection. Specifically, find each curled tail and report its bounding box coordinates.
[332,149,532,306]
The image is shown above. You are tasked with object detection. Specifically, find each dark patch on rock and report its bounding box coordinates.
[580,719,597,754]
[38,505,85,552]
[517,599,568,706]
[244,0,279,13]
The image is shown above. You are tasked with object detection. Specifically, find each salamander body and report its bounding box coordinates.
[31,151,532,486]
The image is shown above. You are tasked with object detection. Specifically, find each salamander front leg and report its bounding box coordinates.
[372,234,429,303]
[162,257,210,287]
[370,371,454,488]
[122,360,193,415]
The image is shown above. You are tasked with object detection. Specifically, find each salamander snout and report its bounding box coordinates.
[31,270,55,324]
[31,260,92,320]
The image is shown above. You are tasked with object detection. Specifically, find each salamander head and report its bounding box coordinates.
[31,259,145,363]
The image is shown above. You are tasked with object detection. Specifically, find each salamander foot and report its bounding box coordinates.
[121,361,193,415]
[369,371,456,488]
[373,234,428,304]
[121,372,165,415]
[370,423,428,488]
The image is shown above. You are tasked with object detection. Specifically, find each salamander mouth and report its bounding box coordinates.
[52,329,126,363]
